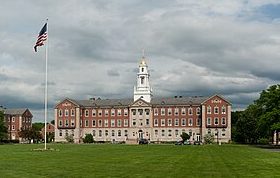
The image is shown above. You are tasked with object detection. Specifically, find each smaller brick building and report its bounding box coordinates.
[3,108,33,141]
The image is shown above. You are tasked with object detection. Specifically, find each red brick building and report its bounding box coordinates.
[54,57,231,143]
[3,108,33,141]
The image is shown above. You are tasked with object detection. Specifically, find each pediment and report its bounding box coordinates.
[130,98,151,107]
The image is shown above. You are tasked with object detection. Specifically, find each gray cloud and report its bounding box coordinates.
[1,0,280,121]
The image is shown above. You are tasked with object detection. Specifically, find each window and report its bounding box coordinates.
[207,106,211,114]
[117,109,122,116]
[181,108,186,115]
[118,130,121,137]
[92,120,96,127]
[111,109,115,116]
[196,108,201,115]
[124,130,128,137]
[138,109,143,115]
[98,120,102,127]
[12,125,15,130]
[112,130,115,137]
[188,108,193,115]
[65,130,68,137]
[155,130,158,136]
[175,129,179,136]
[71,119,75,127]
[146,119,149,125]
[85,120,89,127]
[214,117,219,125]
[222,117,226,125]
[98,110,102,117]
[154,119,158,126]
[161,119,165,126]
[71,109,75,116]
[111,119,115,127]
[222,128,226,136]
[161,130,165,136]
[175,118,179,126]
[99,130,102,137]
[196,118,201,126]
[92,130,96,137]
[161,108,165,115]
[132,119,136,126]
[145,109,150,115]
[117,119,122,127]
[154,108,158,116]
[59,120,62,127]
[214,107,219,114]
[105,130,108,136]
[104,119,108,127]
[59,109,63,117]
[65,109,69,117]
[105,110,109,117]
[188,118,193,126]
[84,110,89,117]
[124,109,128,116]
[168,119,172,126]
[174,108,179,116]
[168,130,172,137]
[65,120,69,127]
[168,108,172,116]
[222,106,226,114]
[12,117,15,122]
[140,76,144,84]
[59,130,62,136]
[132,109,136,115]
[182,119,186,126]
[92,109,96,117]
[207,117,211,126]
[124,119,128,127]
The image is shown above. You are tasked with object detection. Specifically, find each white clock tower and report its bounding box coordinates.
[133,56,152,102]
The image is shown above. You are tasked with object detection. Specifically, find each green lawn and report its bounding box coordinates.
[0,144,279,178]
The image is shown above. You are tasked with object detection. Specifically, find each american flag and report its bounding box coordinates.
[34,23,47,52]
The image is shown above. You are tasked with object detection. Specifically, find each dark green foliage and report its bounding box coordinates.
[32,122,44,131]
[18,127,42,143]
[0,111,8,141]
[83,133,94,143]
[233,84,280,144]
[180,132,190,142]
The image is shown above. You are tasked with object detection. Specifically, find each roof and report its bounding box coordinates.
[4,108,29,115]
[62,96,209,108]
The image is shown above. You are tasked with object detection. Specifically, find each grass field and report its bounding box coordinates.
[0,144,279,178]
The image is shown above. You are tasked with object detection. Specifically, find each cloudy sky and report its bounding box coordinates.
[1,0,280,122]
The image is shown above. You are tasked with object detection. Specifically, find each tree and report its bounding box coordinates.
[18,127,42,143]
[180,132,190,143]
[83,133,94,143]
[51,120,55,125]
[233,84,280,144]
[0,111,8,142]
[32,122,44,131]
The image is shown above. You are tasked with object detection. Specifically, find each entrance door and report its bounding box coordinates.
[138,130,143,139]
[196,134,201,141]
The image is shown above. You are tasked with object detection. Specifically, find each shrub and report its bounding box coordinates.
[65,135,74,143]
[258,138,269,145]
[204,133,214,144]
[83,134,94,143]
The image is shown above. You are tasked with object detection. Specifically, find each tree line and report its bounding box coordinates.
[232,84,280,144]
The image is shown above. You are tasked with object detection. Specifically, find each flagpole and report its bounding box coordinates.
[44,19,48,150]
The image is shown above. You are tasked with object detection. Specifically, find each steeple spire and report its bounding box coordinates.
[134,52,152,102]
